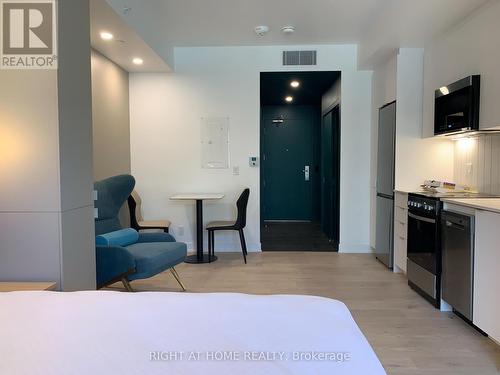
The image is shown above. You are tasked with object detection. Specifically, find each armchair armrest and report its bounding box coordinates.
[96,246,135,289]
[137,232,176,243]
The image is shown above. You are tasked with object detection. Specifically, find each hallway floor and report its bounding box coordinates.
[260,221,337,251]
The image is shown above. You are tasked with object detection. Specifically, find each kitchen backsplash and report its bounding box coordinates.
[454,134,500,194]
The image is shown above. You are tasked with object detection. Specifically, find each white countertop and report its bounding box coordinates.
[170,193,225,200]
[442,198,500,214]
[394,189,411,194]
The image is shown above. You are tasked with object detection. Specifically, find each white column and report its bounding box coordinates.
[0,0,95,291]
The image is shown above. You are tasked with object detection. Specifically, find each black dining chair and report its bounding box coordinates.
[128,190,171,233]
[206,189,250,264]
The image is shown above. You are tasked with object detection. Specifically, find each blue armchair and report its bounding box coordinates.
[94,175,187,291]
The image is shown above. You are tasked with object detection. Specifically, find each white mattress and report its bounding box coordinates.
[0,291,386,375]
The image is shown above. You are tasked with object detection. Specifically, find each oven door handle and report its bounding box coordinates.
[408,212,436,224]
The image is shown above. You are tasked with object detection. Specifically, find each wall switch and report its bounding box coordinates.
[233,166,240,175]
[249,156,259,167]
[93,190,98,201]
[178,225,185,236]
[94,208,99,219]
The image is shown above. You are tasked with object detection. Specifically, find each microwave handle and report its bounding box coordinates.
[408,212,436,224]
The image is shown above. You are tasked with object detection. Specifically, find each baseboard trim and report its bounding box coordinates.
[185,241,262,253]
[339,243,372,253]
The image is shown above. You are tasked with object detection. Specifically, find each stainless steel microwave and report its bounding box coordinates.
[434,75,480,136]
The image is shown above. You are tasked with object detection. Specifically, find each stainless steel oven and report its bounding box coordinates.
[407,194,441,308]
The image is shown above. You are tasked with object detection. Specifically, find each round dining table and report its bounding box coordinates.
[170,193,225,264]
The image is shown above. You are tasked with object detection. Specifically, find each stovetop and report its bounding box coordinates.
[410,191,499,199]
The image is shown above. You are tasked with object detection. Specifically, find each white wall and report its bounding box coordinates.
[371,54,397,109]
[0,70,62,283]
[0,1,95,290]
[423,0,500,137]
[91,49,131,226]
[91,49,131,181]
[454,135,500,193]
[395,48,453,192]
[129,45,373,252]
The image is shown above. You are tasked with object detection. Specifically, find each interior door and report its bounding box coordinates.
[321,107,340,244]
[262,118,313,220]
[321,111,333,237]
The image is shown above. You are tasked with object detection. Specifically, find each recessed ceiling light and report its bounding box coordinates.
[291,81,300,88]
[282,26,295,34]
[285,96,293,103]
[100,31,114,41]
[132,57,143,65]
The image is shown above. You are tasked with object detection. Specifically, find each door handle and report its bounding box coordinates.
[408,212,436,224]
[303,166,310,181]
[446,220,466,230]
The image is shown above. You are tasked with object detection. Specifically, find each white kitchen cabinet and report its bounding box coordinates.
[474,210,500,343]
[393,192,408,273]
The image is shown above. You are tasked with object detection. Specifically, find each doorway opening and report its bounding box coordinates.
[260,71,341,251]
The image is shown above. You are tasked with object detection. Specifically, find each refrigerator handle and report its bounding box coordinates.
[377,193,394,200]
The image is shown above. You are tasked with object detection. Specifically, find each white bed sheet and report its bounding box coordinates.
[0,291,386,375]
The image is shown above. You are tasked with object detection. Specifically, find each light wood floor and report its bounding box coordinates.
[112,252,500,375]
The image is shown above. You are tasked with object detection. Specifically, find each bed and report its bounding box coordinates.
[0,291,386,374]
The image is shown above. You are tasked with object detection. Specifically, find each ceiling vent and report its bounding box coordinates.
[282,50,317,66]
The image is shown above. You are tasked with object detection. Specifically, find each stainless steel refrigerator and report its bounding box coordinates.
[375,101,396,268]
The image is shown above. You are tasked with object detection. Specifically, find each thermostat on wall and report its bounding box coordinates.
[249,156,259,167]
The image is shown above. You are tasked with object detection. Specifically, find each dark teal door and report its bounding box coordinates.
[262,117,314,220]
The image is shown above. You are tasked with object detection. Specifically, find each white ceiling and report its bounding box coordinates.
[90,0,170,72]
[101,0,491,70]
[107,0,387,46]
[358,0,493,67]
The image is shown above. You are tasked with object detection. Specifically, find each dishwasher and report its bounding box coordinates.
[441,210,475,321]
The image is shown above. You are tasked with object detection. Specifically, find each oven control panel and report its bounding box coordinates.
[407,195,440,216]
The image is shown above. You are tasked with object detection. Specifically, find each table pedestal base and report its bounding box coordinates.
[184,254,218,264]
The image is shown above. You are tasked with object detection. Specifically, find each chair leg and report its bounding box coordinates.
[239,229,248,255]
[170,267,186,291]
[208,230,212,262]
[122,278,134,292]
[211,230,215,257]
[238,229,247,264]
